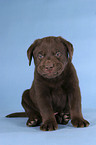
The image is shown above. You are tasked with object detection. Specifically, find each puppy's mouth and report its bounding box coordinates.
[37,63,65,79]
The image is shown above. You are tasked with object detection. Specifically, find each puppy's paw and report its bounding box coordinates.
[71,118,90,128]
[27,118,41,127]
[55,113,70,125]
[40,119,58,131]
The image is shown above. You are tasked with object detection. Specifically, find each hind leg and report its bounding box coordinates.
[55,104,70,125]
[55,112,70,125]
[22,89,42,127]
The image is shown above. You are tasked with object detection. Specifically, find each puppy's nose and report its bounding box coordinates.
[45,60,54,70]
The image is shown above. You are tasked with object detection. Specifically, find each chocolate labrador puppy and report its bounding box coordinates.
[6,36,89,131]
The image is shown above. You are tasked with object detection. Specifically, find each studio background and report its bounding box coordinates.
[0,0,96,145]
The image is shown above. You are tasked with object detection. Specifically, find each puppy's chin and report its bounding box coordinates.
[42,70,64,79]
[37,66,65,79]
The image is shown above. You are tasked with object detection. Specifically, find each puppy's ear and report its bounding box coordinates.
[27,39,41,66]
[58,37,74,61]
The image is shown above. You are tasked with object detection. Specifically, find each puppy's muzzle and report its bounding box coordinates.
[44,60,55,73]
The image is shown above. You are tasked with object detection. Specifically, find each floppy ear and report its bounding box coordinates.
[27,39,41,66]
[58,37,74,61]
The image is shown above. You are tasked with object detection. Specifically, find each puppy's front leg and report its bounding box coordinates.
[35,87,58,131]
[68,87,89,128]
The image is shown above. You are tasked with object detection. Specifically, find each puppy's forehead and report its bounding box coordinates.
[34,37,65,53]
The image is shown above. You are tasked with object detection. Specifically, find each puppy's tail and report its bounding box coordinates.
[6,112,27,118]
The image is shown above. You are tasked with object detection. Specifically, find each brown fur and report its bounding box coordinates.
[6,36,89,131]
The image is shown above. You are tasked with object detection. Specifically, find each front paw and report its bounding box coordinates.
[71,118,90,128]
[40,119,58,131]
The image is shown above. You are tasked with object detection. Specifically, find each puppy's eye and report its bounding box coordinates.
[38,54,44,59]
[55,52,61,57]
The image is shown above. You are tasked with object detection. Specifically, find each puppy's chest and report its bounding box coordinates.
[51,87,67,112]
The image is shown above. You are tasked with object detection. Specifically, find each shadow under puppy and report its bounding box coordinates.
[6,36,89,131]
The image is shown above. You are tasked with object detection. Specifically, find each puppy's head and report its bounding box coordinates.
[27,36,73,79]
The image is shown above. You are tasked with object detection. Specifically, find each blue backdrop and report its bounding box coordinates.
[0,0,96,145]
[0,0,96,116]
